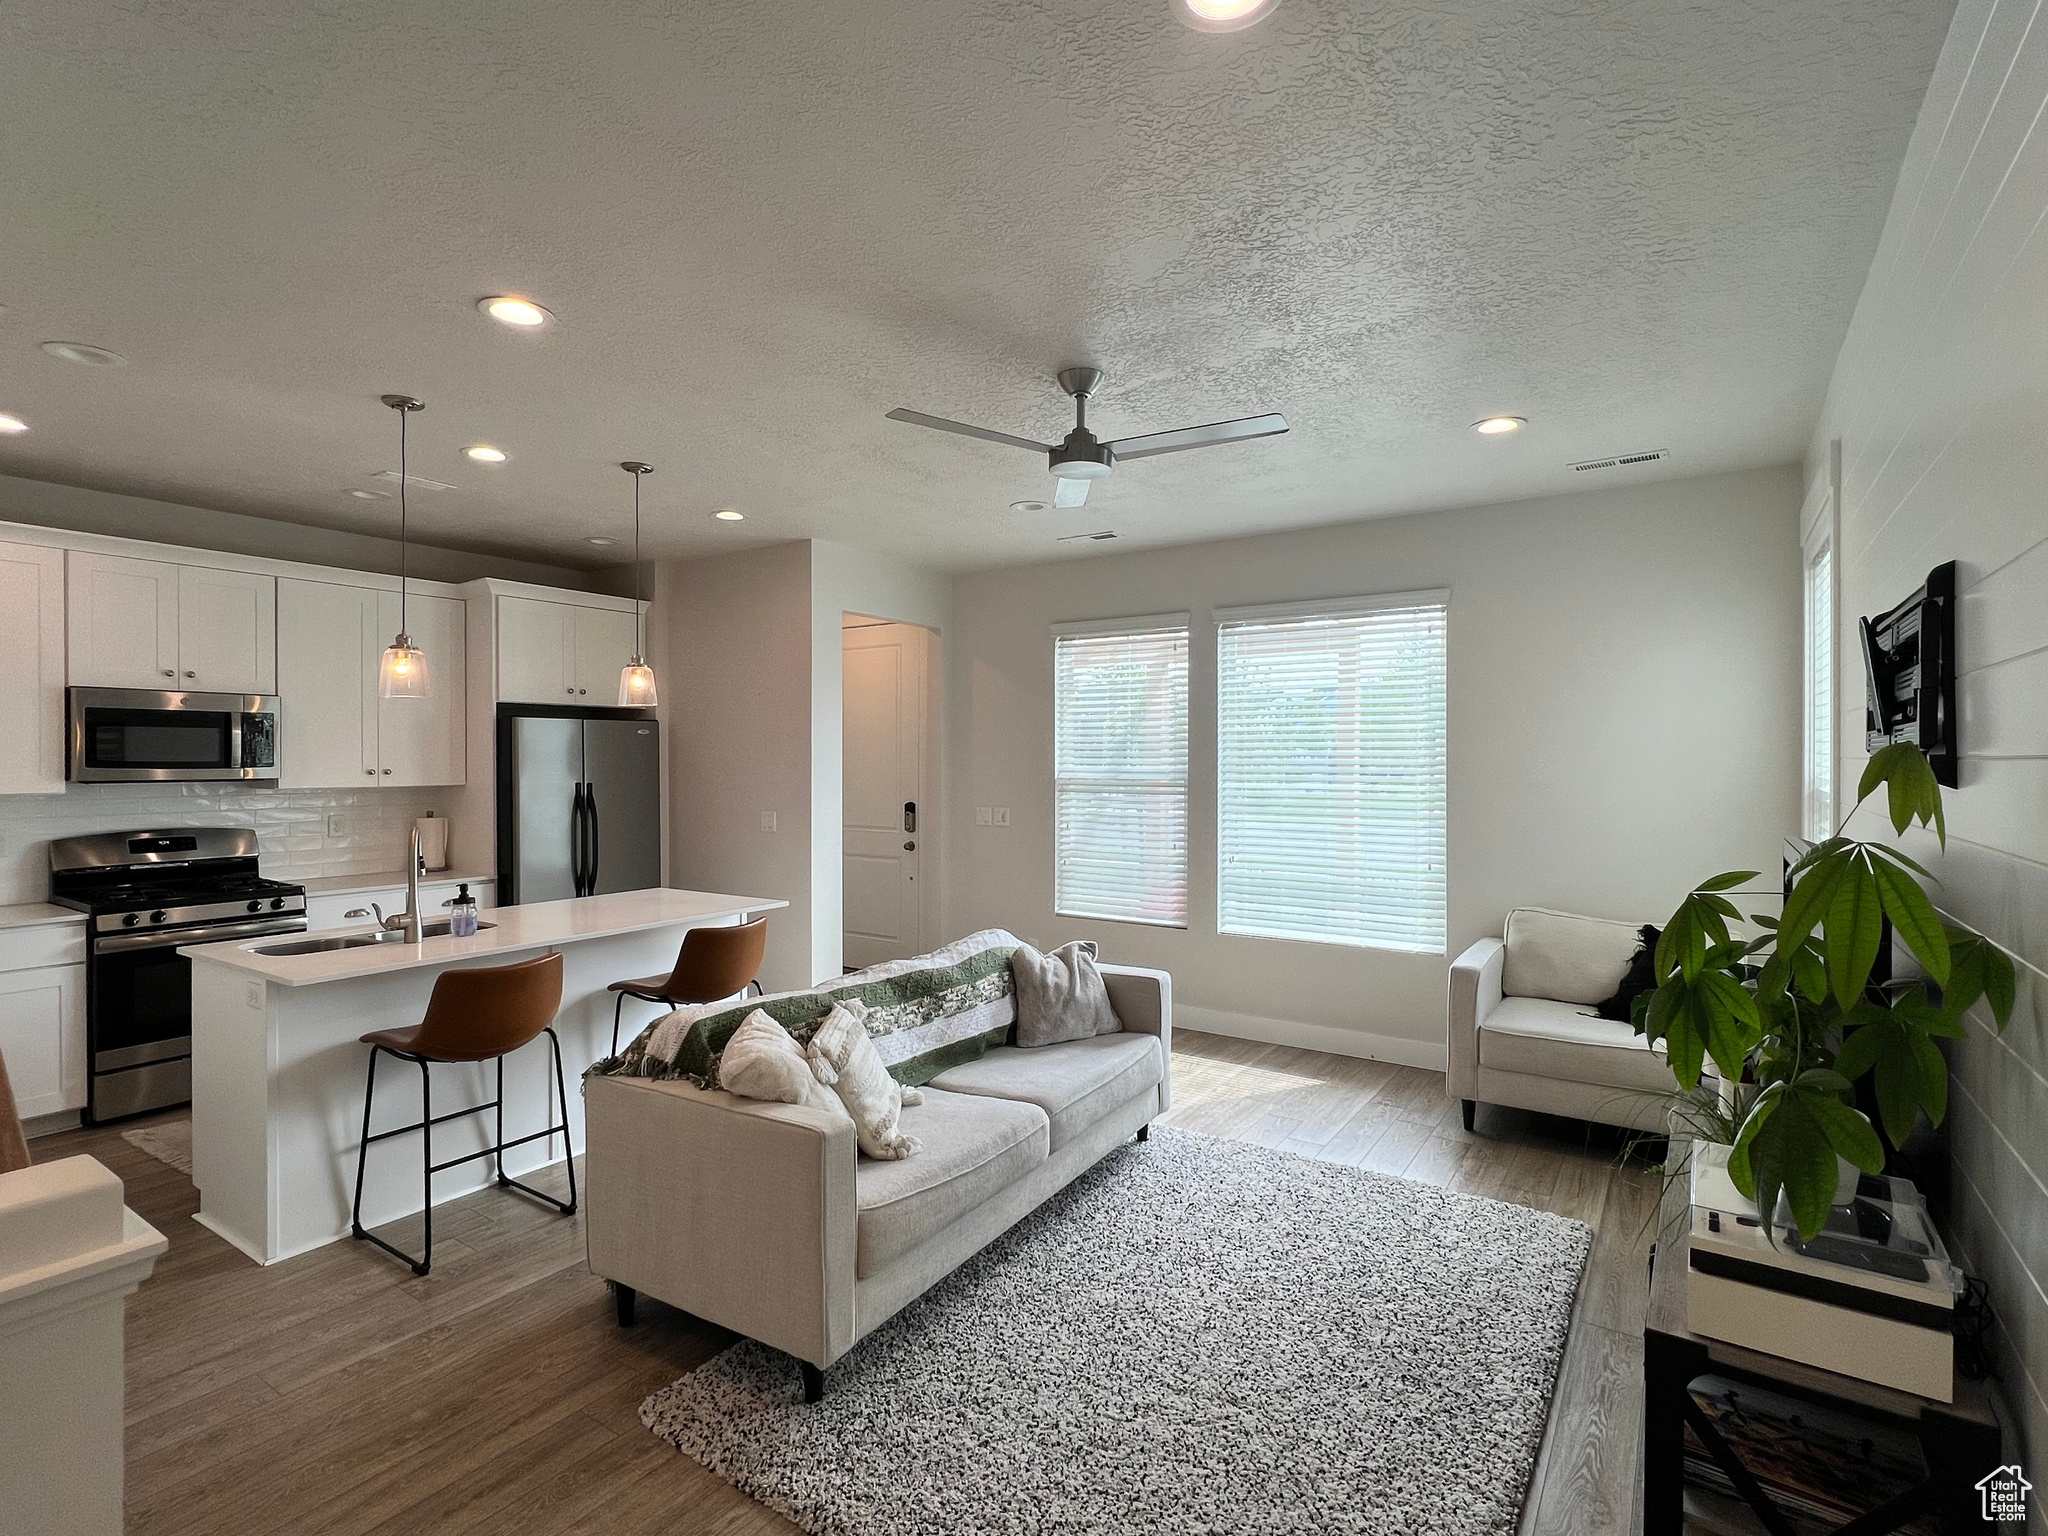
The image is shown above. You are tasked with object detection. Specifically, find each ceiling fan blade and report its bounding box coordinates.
[885,408,1054,455]
[1054,476,1092,508]
[1106,412,1289,461]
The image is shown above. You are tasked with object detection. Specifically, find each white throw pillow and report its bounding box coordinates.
[718,1010,847,1119]
[806,1001,922,1160]
[1013,940,1120,1047]
[1501,908,1647,1006]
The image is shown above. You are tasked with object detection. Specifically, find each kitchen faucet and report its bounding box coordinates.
[343,829,426,942]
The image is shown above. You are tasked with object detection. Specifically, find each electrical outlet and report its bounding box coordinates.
[993,806,1011,827]
[243,981,263,1010]
[327,813,347,837]
[761,811,777,833]
[976,806,992,826]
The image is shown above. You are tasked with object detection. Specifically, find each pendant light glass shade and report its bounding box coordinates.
[617,461,658,707]
[380,636,429,698]
[379,394,429,699]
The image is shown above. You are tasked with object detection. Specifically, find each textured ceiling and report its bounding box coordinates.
[0,0,1951,572]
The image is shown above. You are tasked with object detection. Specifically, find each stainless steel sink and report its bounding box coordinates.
[251,919,494,956]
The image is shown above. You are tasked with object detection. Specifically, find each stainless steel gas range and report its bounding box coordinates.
[49,828,308,1123]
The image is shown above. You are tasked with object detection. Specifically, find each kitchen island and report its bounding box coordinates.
[181,887,785,1265]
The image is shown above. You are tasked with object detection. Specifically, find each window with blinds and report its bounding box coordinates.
[1053,617,1189,927]
[1806,543,1835,839]
[1216,593,1448,953]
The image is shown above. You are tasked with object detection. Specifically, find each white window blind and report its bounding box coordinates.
[1053,617,1189,926]
[1217,594,1448,953]
[1806,543,1835,839]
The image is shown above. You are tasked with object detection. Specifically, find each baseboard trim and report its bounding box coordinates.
[1174,1005,1449,1073]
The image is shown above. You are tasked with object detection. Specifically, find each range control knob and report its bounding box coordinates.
[122,912,141,928]
[247,900,263,914]
[150,910,168,924]
[270,897,286,910]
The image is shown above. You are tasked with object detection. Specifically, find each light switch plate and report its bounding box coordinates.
[993,806,1011,827]
[761,811,777,833]
[976,806,992,826]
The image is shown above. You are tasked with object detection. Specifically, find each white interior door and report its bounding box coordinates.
[842,620,929,969]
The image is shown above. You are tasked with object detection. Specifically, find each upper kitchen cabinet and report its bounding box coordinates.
[0,541,66,794]
[66,551,276,693]
[495,594,639,704]
[276,578,466,788]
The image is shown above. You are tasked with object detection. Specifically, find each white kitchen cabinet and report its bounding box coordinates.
[178,565,277,693]
[0,542,66,794]
[67,550,277,694]
[277,579,466,788]
[496,594,640,704]
[0,935,86,1121]
[66,551,180,688]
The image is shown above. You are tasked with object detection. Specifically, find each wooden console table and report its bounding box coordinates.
[1642,1146,2003,1535]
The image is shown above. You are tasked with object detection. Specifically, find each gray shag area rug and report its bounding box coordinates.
[642,1125,1591,1536]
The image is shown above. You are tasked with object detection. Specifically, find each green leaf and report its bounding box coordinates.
[1833,1020,1885,1080]
[1641,980,1681,1046]
[1911,1032,1947,1126]
[1869,857,1950,986]
[1663,983,1708,1089]
[1696,969,1763,1080]
[1796,1067,1852,1093]
[1805,1091,1885,1173]
[1984,943,2016,1028]
[1791,945,1828,1004]
[1780,850,1852,953]
[1697,870,1761,894]
[1824,861,1884,1007]
[1741,1091,1843,1240]
[1867,842,1937,881]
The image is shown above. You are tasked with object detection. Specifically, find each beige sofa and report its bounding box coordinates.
[1448,907,1675,1135]
[584,962,1171,1399]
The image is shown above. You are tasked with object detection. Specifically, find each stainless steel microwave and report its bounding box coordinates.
[67,688,282,783]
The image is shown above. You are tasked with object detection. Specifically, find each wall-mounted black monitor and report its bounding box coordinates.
[1861,560,1957,788]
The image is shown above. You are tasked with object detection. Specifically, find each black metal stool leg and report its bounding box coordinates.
[350,1047,381,1239]
[611,991,626,1056]
[353,1049,436,1276]
[416,1057,433,1275]
[551,1027,578,1214]
[495,1054,509,1187]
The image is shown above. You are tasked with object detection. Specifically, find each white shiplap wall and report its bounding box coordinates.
[1809,0,2048,1485]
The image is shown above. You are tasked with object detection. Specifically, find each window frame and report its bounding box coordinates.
[1050,612,1191,929]
[1802,471,1840,843]
[1213,588,1450,955]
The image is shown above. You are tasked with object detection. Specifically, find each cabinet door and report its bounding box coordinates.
[571,604,639,701]
[496,596,573,704]
[0,964,86,1119]
[377,591,467,785]
[66,551,180,688]
[277,580,380,789]
[178,566,277,693]
[0,542,65,794]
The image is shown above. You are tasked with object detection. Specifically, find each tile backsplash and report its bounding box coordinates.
[2,782,455,905]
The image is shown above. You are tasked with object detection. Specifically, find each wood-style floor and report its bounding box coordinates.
[38,1030,1665,1535]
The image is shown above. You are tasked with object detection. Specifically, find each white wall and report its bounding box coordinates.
[1807,0,2048,1483]
[946,467,1802,1065]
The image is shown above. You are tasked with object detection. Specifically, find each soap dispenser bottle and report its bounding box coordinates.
[449,882,479,937]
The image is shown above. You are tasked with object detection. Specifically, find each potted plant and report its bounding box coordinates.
[1635,743,2016,1239]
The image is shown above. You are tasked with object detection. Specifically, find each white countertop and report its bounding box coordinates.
[296,869,495,898]
[0,902,87,931]
[181,888,786,987]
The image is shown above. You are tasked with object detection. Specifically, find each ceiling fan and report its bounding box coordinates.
[886,367,1287,508]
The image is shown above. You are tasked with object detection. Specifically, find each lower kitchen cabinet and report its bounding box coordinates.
[0,927,87,1122]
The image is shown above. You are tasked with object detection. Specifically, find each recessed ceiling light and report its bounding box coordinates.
[1010,500,1049,513]
[1471,415,1527,435]
[0,413,27,434]
[41,341,128,366]
[1176,0,1280,31]
[478,296,551,328]
[586,536,619,547]
[464,445,507,463]
[346,488,392,500]
[713,509,745,522]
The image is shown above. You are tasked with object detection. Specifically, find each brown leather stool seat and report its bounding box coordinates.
[607,916,769,1054]
[350,952,573,1276]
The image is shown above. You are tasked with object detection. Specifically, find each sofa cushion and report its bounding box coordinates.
[1013,940,1120,1047]
[821,928,1023,1086]
[855,1088,1048,1278]
[928,1034,1163,1151]
[1478,995,1673,1095]
[1502,908,1648,1005]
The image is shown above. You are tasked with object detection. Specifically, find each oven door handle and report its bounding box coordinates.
[95,916,310,954]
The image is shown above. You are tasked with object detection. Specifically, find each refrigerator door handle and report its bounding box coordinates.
[585,783,600,895]
[570,781,588,896]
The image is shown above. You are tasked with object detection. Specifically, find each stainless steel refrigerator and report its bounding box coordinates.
[496,710,662,903]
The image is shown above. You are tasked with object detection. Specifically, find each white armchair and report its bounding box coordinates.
[1447,908,1677,1135]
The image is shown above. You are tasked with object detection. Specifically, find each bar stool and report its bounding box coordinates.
[607,916,770,1055]
[350,951,574,1276]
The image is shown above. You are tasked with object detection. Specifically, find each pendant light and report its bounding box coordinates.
[378,394,430,698]
[617,461,658,707]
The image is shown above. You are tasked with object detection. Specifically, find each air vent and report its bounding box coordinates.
[1567,449,1672,474]
[370,470,459,491]
[1057,530,1119,544]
